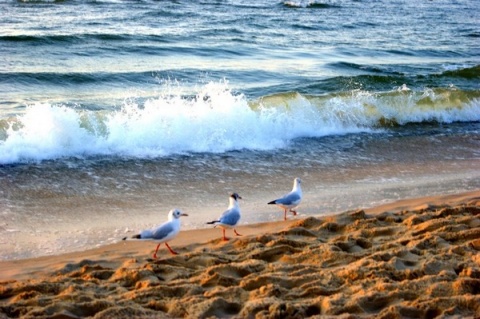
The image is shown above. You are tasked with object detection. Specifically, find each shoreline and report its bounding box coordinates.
[1,190,479,318]
[2,189,479,279]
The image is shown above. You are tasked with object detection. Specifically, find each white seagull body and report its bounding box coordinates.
[268,177,303,220]
[207,193,242,241]
[125,208,188,258]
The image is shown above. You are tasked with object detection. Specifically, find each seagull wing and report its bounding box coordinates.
[270,191,301,206]
[150,221,176,241]
[219,208,241,226]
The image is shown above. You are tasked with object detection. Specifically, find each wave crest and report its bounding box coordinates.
[1,81,479,164]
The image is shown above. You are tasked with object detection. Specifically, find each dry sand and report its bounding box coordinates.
[1,190,480,319]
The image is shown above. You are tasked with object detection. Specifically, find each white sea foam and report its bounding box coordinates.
[283,0,332,8]
[0,81,479,164]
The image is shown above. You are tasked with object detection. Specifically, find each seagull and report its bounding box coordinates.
[268,177,303,221]
[206,193,242,241]
[124,208,188,258]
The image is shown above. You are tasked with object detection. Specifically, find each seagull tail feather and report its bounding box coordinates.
[206,220,219,225]
[122,234,141,241]
[267,200,277,205]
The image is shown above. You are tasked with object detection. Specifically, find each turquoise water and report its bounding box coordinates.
[0,0,479,259]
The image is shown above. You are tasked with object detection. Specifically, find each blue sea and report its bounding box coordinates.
[1,0,479,260]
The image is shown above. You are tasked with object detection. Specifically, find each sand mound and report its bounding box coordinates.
[1,204,480,318]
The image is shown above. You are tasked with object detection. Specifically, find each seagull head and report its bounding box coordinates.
[169,208,189,220]
[230,192,242,201]
[293,178,302,191]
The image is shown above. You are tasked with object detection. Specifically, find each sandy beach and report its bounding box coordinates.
[1,190,479,319]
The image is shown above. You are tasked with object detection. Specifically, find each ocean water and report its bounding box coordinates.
[1,0,479,260]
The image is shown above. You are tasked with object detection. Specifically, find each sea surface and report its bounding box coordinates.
[1,0,479,260]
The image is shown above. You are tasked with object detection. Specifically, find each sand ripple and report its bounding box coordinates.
[1,204,480,318]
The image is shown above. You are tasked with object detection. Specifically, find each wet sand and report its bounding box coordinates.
[1,190,479,318]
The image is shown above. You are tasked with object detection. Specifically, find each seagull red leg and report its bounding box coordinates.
[165,242,178,255]
[234,229,242,236]
[284,209,287,221]
[222,228,228,241]
[153,243,162,258]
